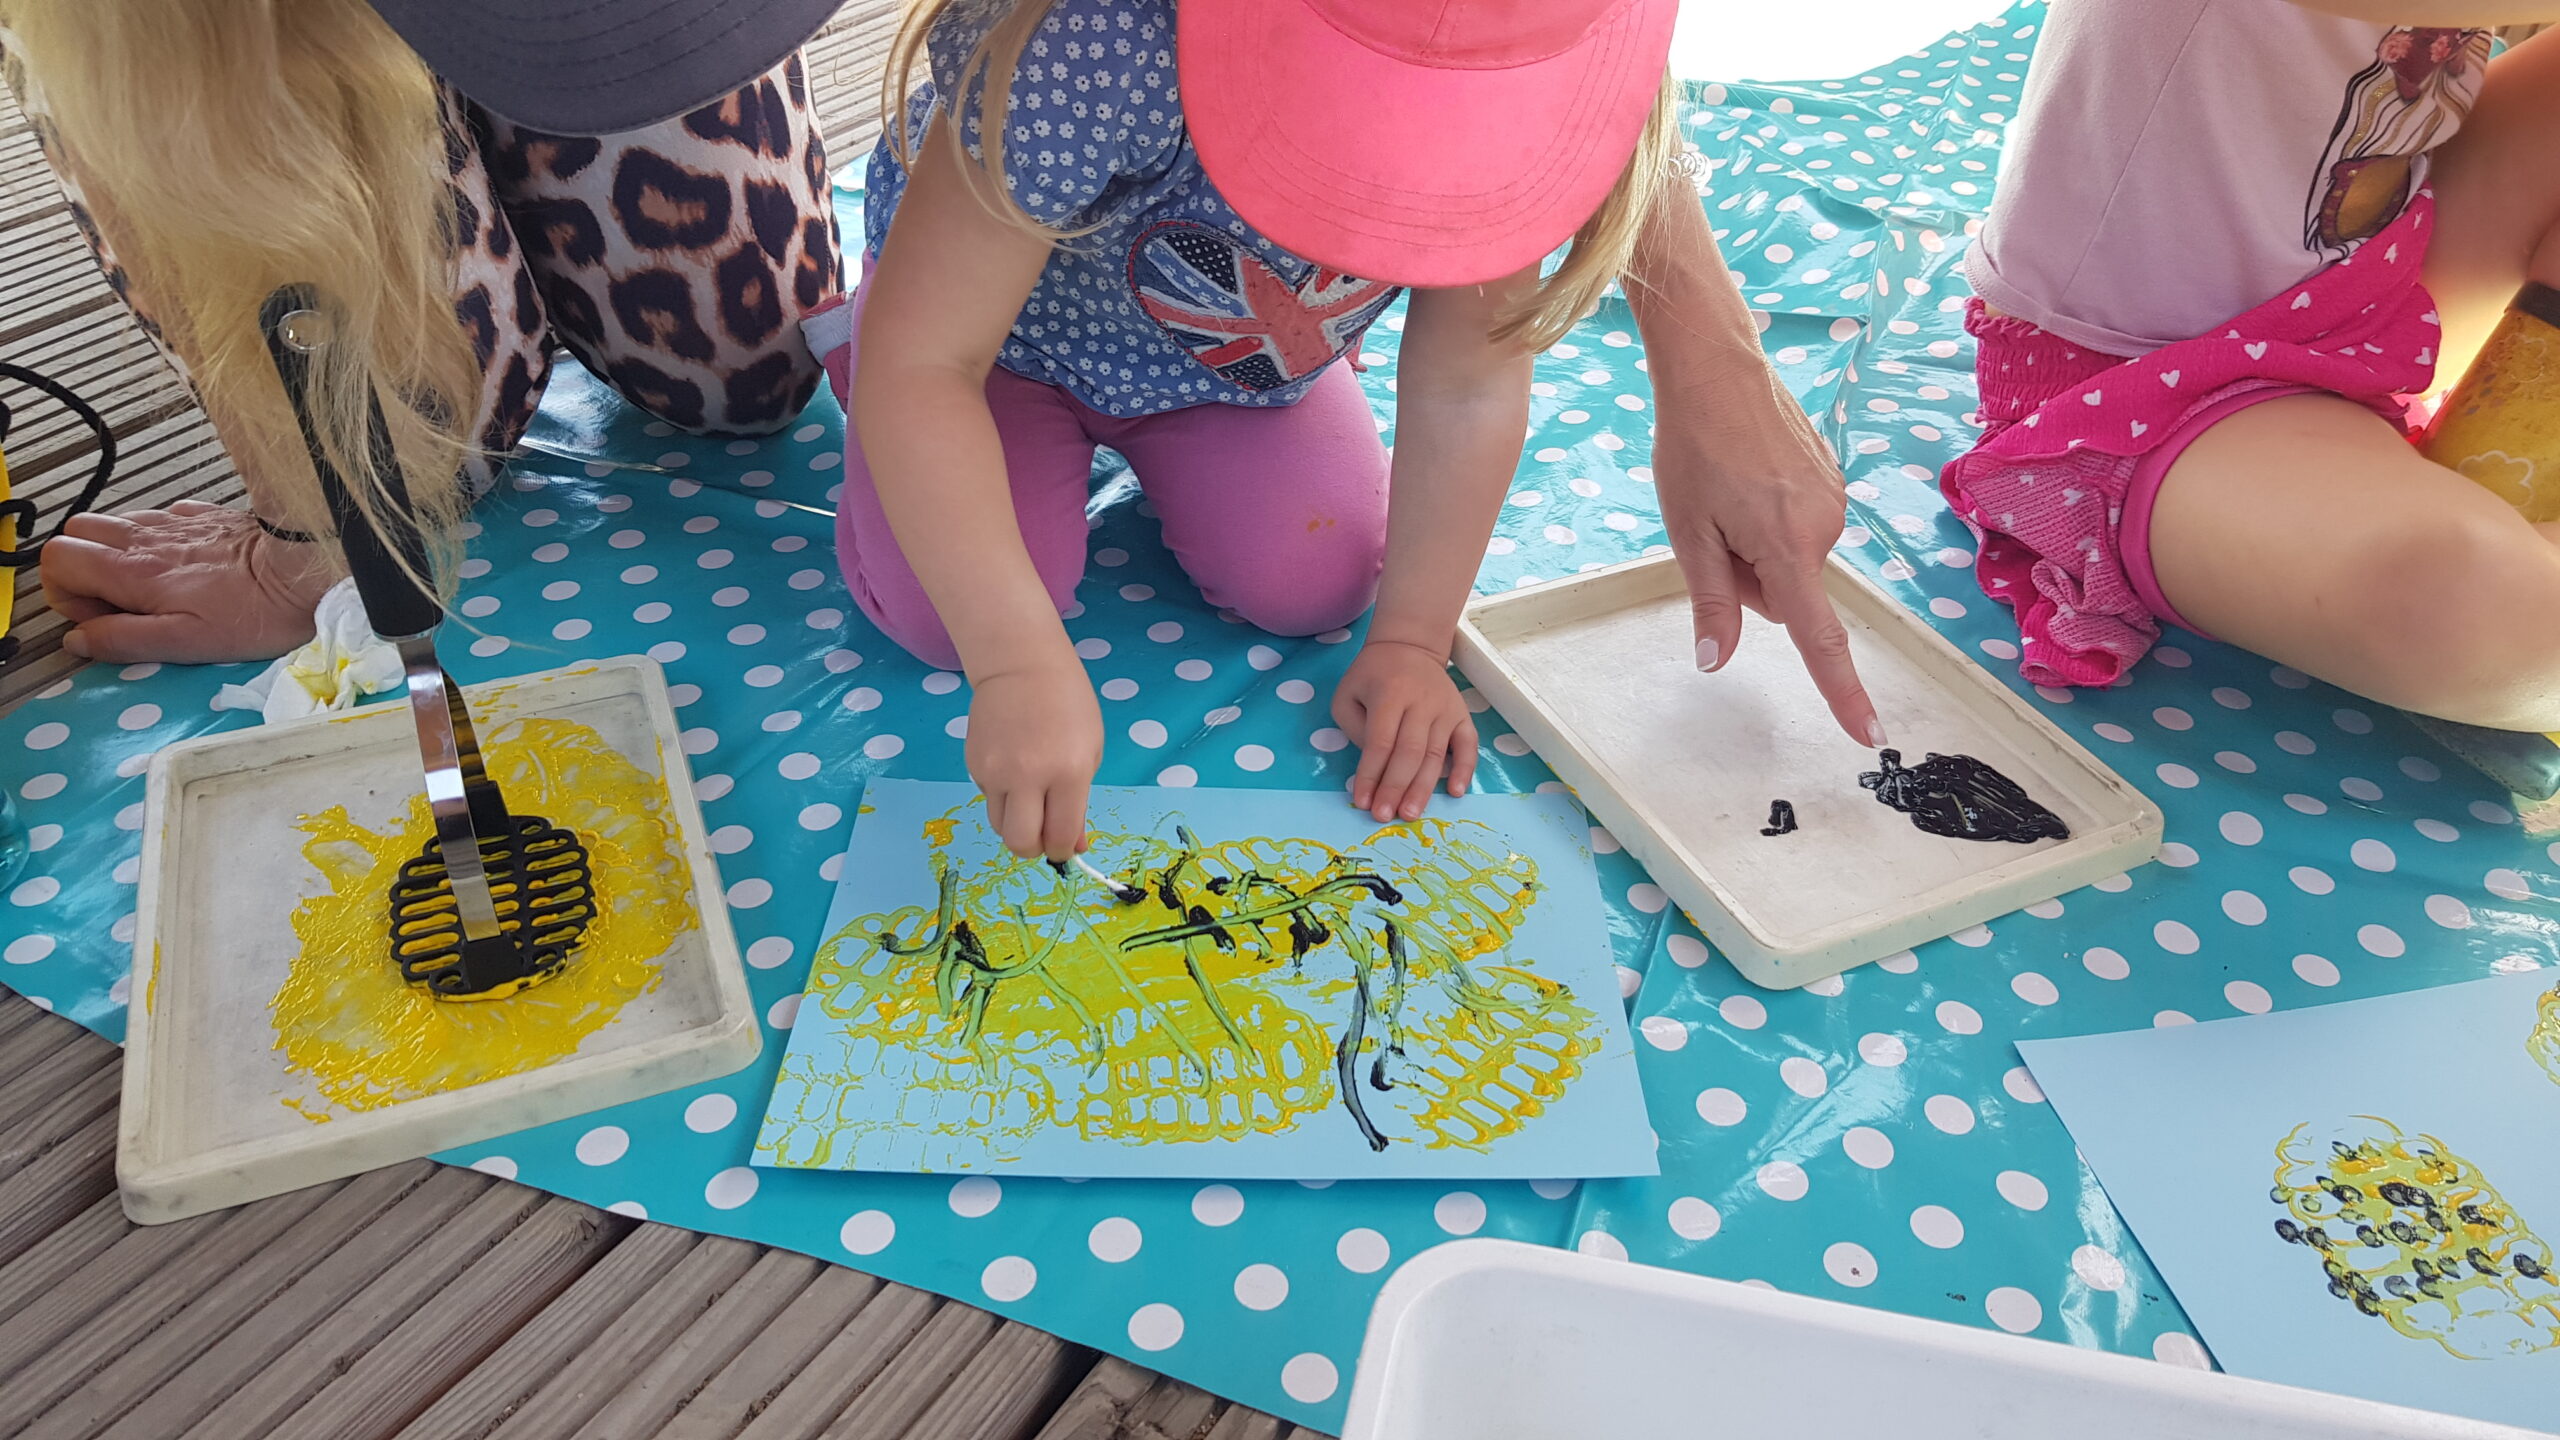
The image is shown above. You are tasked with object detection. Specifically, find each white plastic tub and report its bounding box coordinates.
[1342,1240,2547,1440]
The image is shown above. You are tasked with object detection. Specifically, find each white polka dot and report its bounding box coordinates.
[1667,1196,1722,1241]
[1986,1287,2042,1333]
[930,1178,1004,1224]
[704,1167,758,1209]
[469,1155,518,1179]
[2351,838,2396,872]
[1924,1095,1975,1134]
[1858,1032,1908,1066]
[1127,1302,1185,1351]
[863,735,905,760]
[2081,946,2130,981]
[2359,924,2405,957]
[2472,800,2517,826]
[1576,1230,1630,1262]
[2419,892,2472,930]
[2153,1333,2214,1369]
[2154,921,2200,955]
[1175,659,1213,681]
[1627,883,1668,913]
[5,934,54,965]
[1719,994,1767,1030]
[1233,744,1275,772]
[1696,1088,1748,1126]
[1337,1228,1391,1273]
[1996,1170,2048,1211]
[1191,1184,1245,1227]
[574,1126,629,1166]
[2285,793,2328,816]
[981,1256,1037,1303]
[1779,1057,1829,1097]
[1910,1205,1964,1249]
[799,803,842,833]
[2289,866,2336,896]
[117,703,161,731]
[10,876,61,907]
[1950,924,1993,948]
[1231,1262,1291,1311]
[1756,1161,1809,1201]
[1434,1191,1486,1235]
[2156,764,2199,789]
[2218,812,2263,846]
[1822,1242,1880,1288]
[1877,950,1919,973]
[2093,723,2133,744]
[1638,1016,1688,1051]
[2011,972,2059,1005]
[1844,1127,1895,1169]
[1246,644,1282,670]
[1309,727,1348,753]
[1275,679,1315,704]
[21,774,64,801]
[2155,1010,2196,1028]
[469,636,511,659]
[1492,733,1533,757]
[1158,765,1198,787]
[1935,1000,1982,1034]
[1129,719,1169,749]
[2485,868,2532,901]
[1281,1354,1339,1405]
[1082,1216,1144,1264]
[1667,936,1710,970]
[2152,707,2192,731]
[684,1093,738,1132]
[766,994,802,1030]
[2222,890,2267,926]
[2225,981,2273,1014]
[2072,1246,2129,1291]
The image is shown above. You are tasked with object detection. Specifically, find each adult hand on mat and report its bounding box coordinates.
[1335,639,1478,823]
[40,501,337,664]
[967,660,1104,862]
[1657,399,1886,750]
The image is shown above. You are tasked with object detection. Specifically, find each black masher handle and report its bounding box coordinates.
[258,284,442,641]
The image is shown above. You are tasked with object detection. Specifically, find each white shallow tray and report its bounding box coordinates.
[1343,1240,2544,1440]
[121,656,758,1224]
[1455,552,2161,989]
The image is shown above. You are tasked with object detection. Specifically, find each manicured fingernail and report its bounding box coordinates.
[1695,638,1720,672]
[62,633,88,658]
[1863,718,1889,748]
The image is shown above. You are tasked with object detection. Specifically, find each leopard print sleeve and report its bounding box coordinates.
[467,52,848,439]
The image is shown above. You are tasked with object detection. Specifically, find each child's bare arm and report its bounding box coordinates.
[857,119,1099,861]
[1332,268,1538,822]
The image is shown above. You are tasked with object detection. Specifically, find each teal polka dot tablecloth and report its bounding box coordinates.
[5,7,2557,1430]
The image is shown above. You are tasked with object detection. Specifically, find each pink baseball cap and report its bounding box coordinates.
[1180,0,1680,289]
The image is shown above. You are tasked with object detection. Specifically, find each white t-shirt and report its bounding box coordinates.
[1968,0,2491,355]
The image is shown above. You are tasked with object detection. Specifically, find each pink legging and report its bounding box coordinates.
[810,297,1391,672]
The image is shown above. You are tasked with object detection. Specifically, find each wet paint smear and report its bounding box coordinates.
[757,804,1603,1171]
[2272,1118,2560,1359]
[1859,749,2069,844]
[270,716,697,1114]
[1760,800,1797,837]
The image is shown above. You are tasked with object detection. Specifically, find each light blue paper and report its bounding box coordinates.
[2019,970,2560,1429]
[754,778,1658,1181]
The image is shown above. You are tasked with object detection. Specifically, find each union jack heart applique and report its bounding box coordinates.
[1128,220,1398,392]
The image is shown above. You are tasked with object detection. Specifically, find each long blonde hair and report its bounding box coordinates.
[3,0,477,552]
[882,0,1682,353]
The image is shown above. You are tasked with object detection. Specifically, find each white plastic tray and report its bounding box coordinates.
[120,656,758,1224]
[1343,1240,2546,1440]
[1454,552,2161,989]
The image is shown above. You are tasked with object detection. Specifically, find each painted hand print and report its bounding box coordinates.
[752,780,1655,1179]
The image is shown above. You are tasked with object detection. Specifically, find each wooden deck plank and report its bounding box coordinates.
[181,1176,531,1440]
[1119,1373,1226,1440]
[651,1264,884,1440]
[19,1164,430,1440]
[84,1163,470,1440]
[811,1300,998,1440]
[730,1282,940,1440]
[1026,1357,1161,1440]
[0,1101,116,1269]
[894,1321,1088,1440]
[1202,1405,1288,1440]
[476,1231,764,1440]
[0,1038,117,1154]
[258,1196,630,1440]
[391,1223,700,1440]
[0,1193,121,1322]
[565,1247,826,1440]
[0,1013,82,1097]
[0,1179,341,1403]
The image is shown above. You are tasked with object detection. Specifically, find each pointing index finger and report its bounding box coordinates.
[1762,558,1885,749]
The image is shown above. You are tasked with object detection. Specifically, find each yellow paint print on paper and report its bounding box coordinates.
[2529,981,2560,1087]
[270,716,696,1114]
[2272,1118,2560,1359]
[753,781,1657,1179]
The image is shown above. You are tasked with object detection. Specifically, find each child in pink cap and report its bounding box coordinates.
[1946,0,2560,743]
[806,0,1703,860]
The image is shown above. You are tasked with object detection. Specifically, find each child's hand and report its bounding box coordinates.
[966,661,1103,861]
[1332,640,1479,823]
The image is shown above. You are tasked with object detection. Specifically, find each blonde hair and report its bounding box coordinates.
[3,0,477,558]
[883,0,1683,353]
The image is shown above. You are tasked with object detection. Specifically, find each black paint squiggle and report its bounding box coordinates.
[1859,750,2069,844]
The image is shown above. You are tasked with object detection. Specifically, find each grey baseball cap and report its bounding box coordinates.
[366,0,845,135]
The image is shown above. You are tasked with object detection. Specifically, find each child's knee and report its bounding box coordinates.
[1214,548,1382,637]
[2344,508,2560,722]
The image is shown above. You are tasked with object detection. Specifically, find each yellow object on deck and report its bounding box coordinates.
[2424,281,2560,524]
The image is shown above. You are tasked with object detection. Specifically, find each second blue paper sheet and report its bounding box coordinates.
[753,779,1657,1180]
